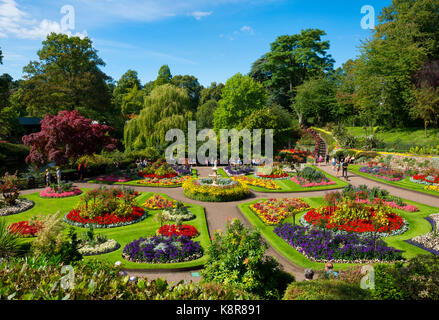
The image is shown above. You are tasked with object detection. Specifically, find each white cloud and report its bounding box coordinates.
[0,0,87,40]
[191,11,213,20]
[240,25,254,34]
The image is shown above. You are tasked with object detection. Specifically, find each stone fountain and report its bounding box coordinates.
[209,160,219,186]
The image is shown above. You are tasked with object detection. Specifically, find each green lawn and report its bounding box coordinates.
[345,126,439,152]
[218,166,348,193]
[349,164,439,199]
[238,196,438,272]
[5,190,210,270]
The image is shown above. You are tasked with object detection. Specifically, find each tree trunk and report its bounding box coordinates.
[425,121,428,138]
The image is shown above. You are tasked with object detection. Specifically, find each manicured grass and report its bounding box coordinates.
[4,190,210,270]
[345,126,439,151]
[218,166,348,193]
[349,164,439,199]
[238,196,439,271]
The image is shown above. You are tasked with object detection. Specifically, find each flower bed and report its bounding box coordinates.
[157,224,199,238]
[256,173,289,180]
[65,206,146,228]
[40,186,82,198]
[359,166,404,181]
[183,178,250,202]
[291,176,335,188]
[162,202,195,221]
[171,164,193,176]
[410,174,439,185]
[291,167,335,187]
[8,220,43,237]
[301,200,408,238]
[274,223,404,263]
[406,214,439,256]
[425,185,439,193]
[250,198,310,225]
[0,199,34,217]
[224,166,252,176]
[79,239,121,256]
[231,176,279,190]
[64,187,146,228]
[143,194,177,209]
[137,176,190,187]
[96,174,132,183]
[122,235,203,264]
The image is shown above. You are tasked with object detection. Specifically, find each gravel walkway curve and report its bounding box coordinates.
[18,165,439,284]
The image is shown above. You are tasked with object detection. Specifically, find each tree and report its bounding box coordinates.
[120,84,145,118]
[16,33,115,124]
[196,99,218,129]
[123,84,192,152]
[154,65,172,87]
[200,82,224,105]
[354,0,439,128]
[251,29,335,108]
[412,84,439,137]
[112,69,142,112]
[213,73,267,130]
[292,77,336,126]
[0,74,22,138]
[201,218,294,299]
[171,75,202,111]
[332,60,358,125]
[22,110,117,167]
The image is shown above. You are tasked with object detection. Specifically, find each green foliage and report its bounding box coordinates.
[155,65,172,87]
[124,84,192,152]
[0,171,20,206]
[112,69,142,112]
[201,218,294,299]
[283,279,372,300]
[120,84,145,117]
[0,258,256,300]
[213,73,267,130]
[30,212,65,259]
[0,218,22,259]
[296,167,328,183]
[200,82,224,105]
[196,99,218,129]
[171,74,202,111]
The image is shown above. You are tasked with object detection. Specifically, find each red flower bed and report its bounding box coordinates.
[157,224,199,238]
[8,220,43,237]
[137,172,178,179]
[303,206,405,234]
[412,174,439,184]
[65,206,145,226]
[256,173,289,179]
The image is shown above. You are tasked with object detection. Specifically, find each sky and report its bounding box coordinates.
[0,0,392,87]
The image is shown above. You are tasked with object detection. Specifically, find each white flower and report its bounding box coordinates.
[115,260,122,267]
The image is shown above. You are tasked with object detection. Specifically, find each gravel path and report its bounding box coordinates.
[19,165,439,284]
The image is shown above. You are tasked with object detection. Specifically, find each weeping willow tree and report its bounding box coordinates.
[123,84,193,152]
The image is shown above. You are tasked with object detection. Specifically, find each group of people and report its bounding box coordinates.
[332,155,354,180]
[135,159,149,170]
[44,167,63,186]
[303,263,339,281]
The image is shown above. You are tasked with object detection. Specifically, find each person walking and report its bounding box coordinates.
[56,167,62,185]
[78,163,86,181]
[318,155,323,166]
[332,157,336,171]
[325,154,330,166]
[303,269,315,281]
[342,158,349,180]
[45,168,52,187]
[336,160,341,177]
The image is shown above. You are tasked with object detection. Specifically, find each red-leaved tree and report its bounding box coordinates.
[22,110,117,167]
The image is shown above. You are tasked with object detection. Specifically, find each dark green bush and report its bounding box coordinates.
[283,279,372,300]
[0,258,256,300]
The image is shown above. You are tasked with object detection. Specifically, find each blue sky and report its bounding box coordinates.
[0,0,391,87]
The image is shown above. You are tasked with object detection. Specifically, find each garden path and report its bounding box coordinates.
[19,164,438,284]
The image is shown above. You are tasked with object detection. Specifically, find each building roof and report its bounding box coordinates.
[18,117,42,126]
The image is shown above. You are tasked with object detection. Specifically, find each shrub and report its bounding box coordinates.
[0,172,20,206]
[201,219,294,299]
[283,279,372,300]
[0,258,257,300]
[30,212,65,258]
[0,218,22,259]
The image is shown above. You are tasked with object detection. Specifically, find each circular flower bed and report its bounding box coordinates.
[40,186,82,198]
[157,224,199,238]
[224,166,252,176]
[0,198,34,217]
[96,174,132,183]
[64,187,146,228]
[143,194,177,209]
[301,200,408,238]
[137,176,190,187]
[8,220,43,237]
[79,239,121,256]
[359,166,404,181]
[182,178,250,202]
[410,174,439,186]
[250,198,310,225]
[407,214,439,255]
[122,235,203,264]
[162,202,195,222]
[274,223,404,263]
